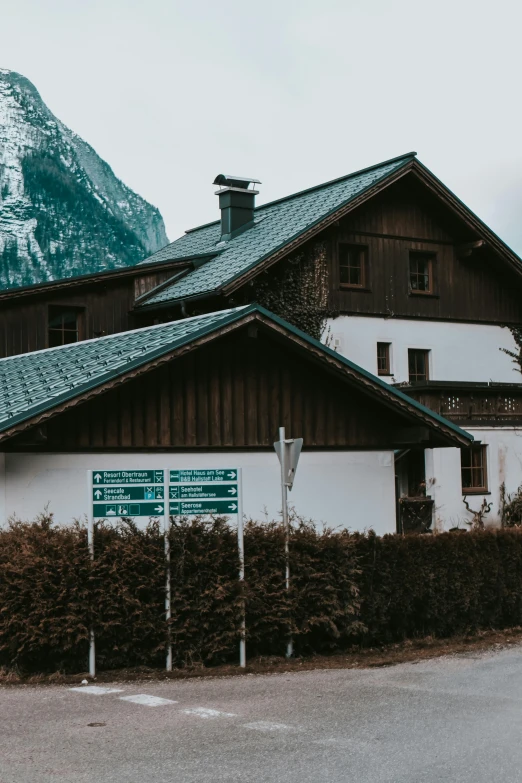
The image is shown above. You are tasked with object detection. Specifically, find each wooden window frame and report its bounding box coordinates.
[47,304,85,348]
[338,243,369,290]
[377,342,391,376]
[408,348,430,383]
[409,250,435,296]
[460,444,488,494]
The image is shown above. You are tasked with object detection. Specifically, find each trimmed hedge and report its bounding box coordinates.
[356,530,522,643]
[1,516,522,674]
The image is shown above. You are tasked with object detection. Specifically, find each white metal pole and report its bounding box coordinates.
[87,470,96,678]
[279,427,293,658]
[237,467,246,668]
[164,473,172,672]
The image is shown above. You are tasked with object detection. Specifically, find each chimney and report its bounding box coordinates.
[213,174,261,241]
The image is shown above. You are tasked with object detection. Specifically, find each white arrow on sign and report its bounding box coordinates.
[94,473,102,483]
[227,487,237,495]
[227,471,236,479]
[154,505,164,513]
[228,503,238,511]
[94,489,102,499]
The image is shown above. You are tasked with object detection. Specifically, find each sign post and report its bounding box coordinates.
[169,468,245,667]
[237,468,245,668]
[88,467,245,673]
[89,469,166,674]
[164,472,172,672]
[87,470,95,678]
[274,428,303,658]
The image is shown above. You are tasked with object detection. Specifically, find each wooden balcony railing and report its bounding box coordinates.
[399,382,522,425]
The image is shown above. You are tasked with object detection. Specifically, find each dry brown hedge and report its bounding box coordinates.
[2,516,522,674]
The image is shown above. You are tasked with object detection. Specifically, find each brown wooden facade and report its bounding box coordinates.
[0,263,181,359]
[1,168,522,361]
[4,326,460,452]
[323,175,522,324]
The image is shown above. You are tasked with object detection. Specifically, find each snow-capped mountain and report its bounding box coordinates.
[0,69,168,289]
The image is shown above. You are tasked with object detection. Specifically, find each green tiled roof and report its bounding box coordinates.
[0,303,472,446]
[138,153,416,307]
[0,307,249,433]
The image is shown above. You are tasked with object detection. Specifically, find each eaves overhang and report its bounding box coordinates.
[0,304,473,449]
[0,258,191,302]
[411,160,522,278]
[135,153,418,310]
[221,159,417,297]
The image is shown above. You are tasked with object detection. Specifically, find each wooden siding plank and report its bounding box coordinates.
[4,329,453,453]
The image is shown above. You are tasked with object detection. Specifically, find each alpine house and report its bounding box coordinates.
[0,152,520,532]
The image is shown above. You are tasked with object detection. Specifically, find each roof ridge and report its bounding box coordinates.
[255,151,417,213]
[183,152,417,236]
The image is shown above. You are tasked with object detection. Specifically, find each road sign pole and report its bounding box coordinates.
[237,467,246,668]
[278,427,293,658]
[164,475,172,672]
[87,470,96,678]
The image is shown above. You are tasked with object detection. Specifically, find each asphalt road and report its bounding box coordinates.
[2,647,522,782]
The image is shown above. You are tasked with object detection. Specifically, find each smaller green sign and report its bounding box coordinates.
[170,469,237,483]
[170,500,239,516]
[92,470,164,486]
[93,502,165,518]
[169,483,237,500]
[93,486,164,502]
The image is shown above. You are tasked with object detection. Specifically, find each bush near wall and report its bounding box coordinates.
[2,517,522,674]
[356,530,522,643]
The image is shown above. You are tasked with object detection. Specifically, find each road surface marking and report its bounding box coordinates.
[244,721,295,731]
[182,707,236,718]
[69,686,124,695]
[119,694,178,707]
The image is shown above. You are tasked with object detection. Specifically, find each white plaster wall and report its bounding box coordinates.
[1,450,397,536]
[327,316,518,383]
[426,427,522,530]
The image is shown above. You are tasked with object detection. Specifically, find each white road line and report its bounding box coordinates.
[119,694,178,707]
[182,707,237,719]
[69,686,124,695]
[244,721,295,732]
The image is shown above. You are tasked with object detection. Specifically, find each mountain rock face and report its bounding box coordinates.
[0,69,168,289]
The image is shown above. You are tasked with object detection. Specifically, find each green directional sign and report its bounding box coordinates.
[170,469,237,483]
[169,483,238,500]
[92,470,164,486]
[169,500,239,516]
[93,501,166,518]
[93,486,164,502]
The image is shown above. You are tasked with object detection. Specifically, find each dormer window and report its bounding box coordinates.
[48,306,83,347]
[339,244,368,289]
[409,251,434,294]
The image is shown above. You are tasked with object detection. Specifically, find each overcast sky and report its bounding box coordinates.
[2,0,522,252]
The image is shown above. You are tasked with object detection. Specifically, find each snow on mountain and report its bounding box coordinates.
[0,68,168,289]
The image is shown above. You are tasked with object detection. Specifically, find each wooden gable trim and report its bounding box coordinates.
[0,314,259,444]
[221,163,416,296]
[220,160,522,299]
[251,313,472,447]
[410,162,522,279]
[0,309,470,448]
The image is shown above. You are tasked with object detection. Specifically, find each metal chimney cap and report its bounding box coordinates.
[213,174,261,189]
